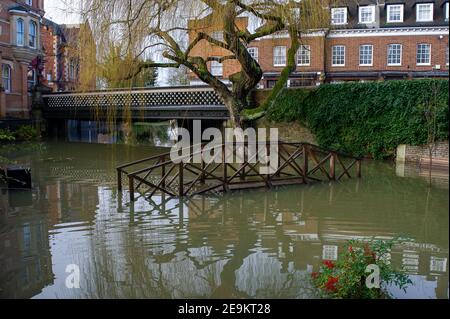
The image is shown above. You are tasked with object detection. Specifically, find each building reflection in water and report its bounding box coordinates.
[0,145,448,299]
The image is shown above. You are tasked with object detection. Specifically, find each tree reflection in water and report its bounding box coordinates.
[0,142,448,299]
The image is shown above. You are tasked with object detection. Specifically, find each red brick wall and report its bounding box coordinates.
[253,36,326,73]
[188,15,248,80]
[186,12,449,86]
[0,0,44,118]
[326,35,449,73]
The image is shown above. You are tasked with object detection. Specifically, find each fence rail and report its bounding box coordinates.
[117,141,362,201]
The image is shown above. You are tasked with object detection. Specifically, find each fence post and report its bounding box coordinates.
[303,144,309,178]
[129,175,135,202]
[222,144,228,192]
[179,161,184,197]
[330,153,336,180]
[201,145,206,184]
[161,156,166,189]
[117,169,122,191]
[356,160,362,178]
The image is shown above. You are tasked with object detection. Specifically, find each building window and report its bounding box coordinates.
[26,0,33,5]
[248,47,259,62]
[359,5,376,23]
[273,46,287,67]
[331,7,347,25]
[359,45,373,66]
[29,21,37,48]
[416,3,433,22]
[430,257,447,272]
[27,68,36,91]
[387,5,404,23]
[297,45,311,66]
[69,58,78,80]
[16,19,25,46]
[332,45,345,66]
[210,59,223,76]
[445,2,449,21]
[2,64,11,93]
[417,43,431,65]
[322,245,338,261]
[211,31,224,42]
[387,44,402,66]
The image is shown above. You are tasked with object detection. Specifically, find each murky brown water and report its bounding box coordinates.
[0,141,448,299]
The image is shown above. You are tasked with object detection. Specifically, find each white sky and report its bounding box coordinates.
[44,0,81,24]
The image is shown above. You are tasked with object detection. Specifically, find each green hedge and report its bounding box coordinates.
[267,79,449,159]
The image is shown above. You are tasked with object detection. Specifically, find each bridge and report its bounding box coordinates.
[42,86,230,120]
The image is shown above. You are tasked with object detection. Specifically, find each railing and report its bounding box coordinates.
[117,141,362,201]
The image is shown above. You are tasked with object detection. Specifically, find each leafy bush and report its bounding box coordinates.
[0,129,16,142]
[311,239,412,299]
[13,125,41,141]
[267,80,449,159]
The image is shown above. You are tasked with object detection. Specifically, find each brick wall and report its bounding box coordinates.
[326,35,449,73]
[397,141,449,163]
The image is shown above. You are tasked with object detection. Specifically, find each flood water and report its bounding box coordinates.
[0,140,448,299]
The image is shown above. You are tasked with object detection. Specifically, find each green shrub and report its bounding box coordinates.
[311,239,412,299]
[14,125,41,141]
[268,79,449,159]
[0,129,16,142]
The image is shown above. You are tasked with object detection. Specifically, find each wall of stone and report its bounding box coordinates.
[397,141,449,163]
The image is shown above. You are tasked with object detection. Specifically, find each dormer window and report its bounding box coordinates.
[331,7,348,25]
[387,4,404,23]
[16,19,25,46]
[416,3,434,22]
[359,5,376,24]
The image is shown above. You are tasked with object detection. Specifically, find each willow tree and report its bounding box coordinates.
[77,0,331,128]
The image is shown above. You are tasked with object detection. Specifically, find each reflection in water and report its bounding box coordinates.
[66,120,176,147]
[0,142,448,299]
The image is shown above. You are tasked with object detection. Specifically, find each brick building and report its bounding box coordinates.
[188,0,449,88]
[40,20,96,92]
[0,0,45,118]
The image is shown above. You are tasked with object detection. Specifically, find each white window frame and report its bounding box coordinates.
[297,45,311,66]
[16,18,24,46]
[332,45,345,67]
[387,4,404,23]
[2,64,11,93]
[359,5,376,24]
[211,31,224,42]
[29,20,37,48]
[210,59,223,76]
[416,3,434,22]
[273,46,287,67]
[387,44,402,66]
[445,2,449,21]
[248,47,259,62]
[416,43,432,66]
[331,7,348,25]
[359,44,373,66]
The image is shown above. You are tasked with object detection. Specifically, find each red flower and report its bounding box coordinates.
[325,276,339,292]
[322,260,335,269]
[311,272,319,279]
[348,245,353,253]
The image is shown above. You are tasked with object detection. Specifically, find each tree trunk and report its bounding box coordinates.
[222,95,246,128]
